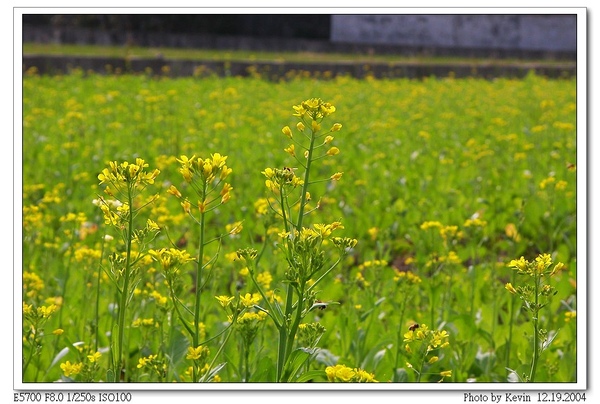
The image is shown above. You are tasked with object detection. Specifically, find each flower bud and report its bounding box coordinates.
[326,147,340,156]
[282,126,293,139]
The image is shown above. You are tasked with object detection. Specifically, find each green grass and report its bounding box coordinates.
[22,42,575,67]
[21,70,577,384]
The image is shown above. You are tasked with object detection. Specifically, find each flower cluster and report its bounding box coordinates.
[403,323,450,352]
[325,364,377,382]
[507,253,564,278]
[262,167,304,194]
[505,253,564,312]
[403,323,452,382]
[297,322,326,348]
[234,311,268,346]
[177,153,231,183]
[170,154,232,215]
[505,253,566,381]
[149,248,194,272]
[98,158,160,192]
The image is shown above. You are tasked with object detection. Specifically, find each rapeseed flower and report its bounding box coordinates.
[60,361,83,377]
[87,351,102,363]
[325,364,377,383]
[240,293,261,308]
[186,345,209,361]
[215,295,235,308]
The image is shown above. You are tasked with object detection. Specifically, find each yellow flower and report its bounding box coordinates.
[282,126,293,139]
[256,271,273,289]
[355,369,378,382]
[240,293,260,308]
[505,223,521,241]
[539,176,556,189]
[439,370,452,381]
[137,354,157,368]
[146,219,160,231]
[325,364,355,382]
[508,256,528,272]
[420,221,443,230]
[551,262,565,276]
[226,221,243,235]
[330,172,343,181]
[215,295,235,308]
[167,185,182,198]
[60,361,83,377]
[37,304,57,318]
[326,147,340,156]
[505,283,517,294]
[284,144,295,157]
[22,302,33,315]
[186,345,209,361]
[87,351,102,363]
[555,180,568,190]
[535,253,552,273]
[331,123,342,132]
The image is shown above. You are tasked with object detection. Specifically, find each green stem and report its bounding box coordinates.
[415,342,428,382]
[506,270,517,373]
[276,321,288,381]
[193,188,207,382]
[295,126,317,231]
[529,273,540,382]
[244,341,251,382]
[468,245,478,317]
[94,236,107,352]
[393,291,409,382]
[116,186,134,381]
[167,280,195,339]
[22,334,37,376]
[277,285,294,381]
[285,284,305,362]
[430,283,436,327]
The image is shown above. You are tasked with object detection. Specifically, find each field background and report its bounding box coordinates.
[21,65,577,384]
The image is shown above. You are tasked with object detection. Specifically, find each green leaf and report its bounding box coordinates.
[165,327,189,367]
[281,347,316,382]
[199,362,227,382]
[106,368,116,383]
[253,355,276,382]
[296,369,327,383]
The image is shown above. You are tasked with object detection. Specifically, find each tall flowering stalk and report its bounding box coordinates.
[505,253,564,382]
[246,98,357,382]
[167,153,233,382]
[403,323,452,382]
[97,158,160,381]
[390,270,422,381]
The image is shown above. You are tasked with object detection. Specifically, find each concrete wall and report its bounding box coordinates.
[331,15,577,52]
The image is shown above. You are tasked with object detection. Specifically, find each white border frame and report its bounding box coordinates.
[12,6,588,398]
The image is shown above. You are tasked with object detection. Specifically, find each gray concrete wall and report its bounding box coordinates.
[331,15,577,52]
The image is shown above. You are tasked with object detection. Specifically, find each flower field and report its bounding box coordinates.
[21,68,578,384]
